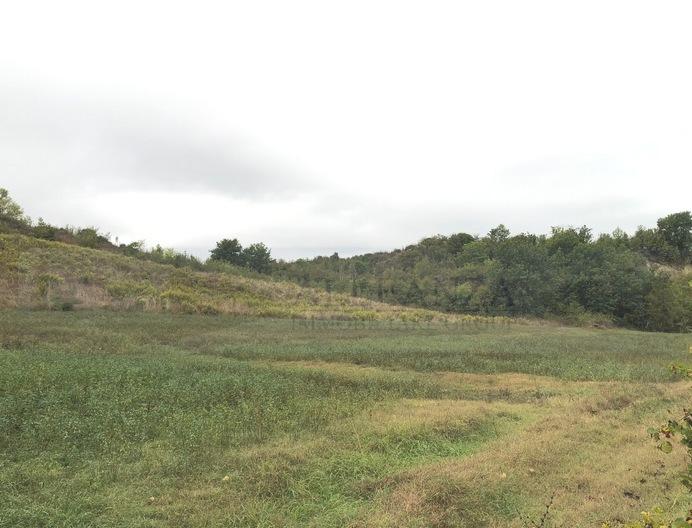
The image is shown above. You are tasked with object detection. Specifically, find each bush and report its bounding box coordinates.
[74,227,110,249]
[106,280,157,300]
[0,188,28,224]
[36,273,63,299]
[645,273,692,332]
[32,218,58,240]
[159,287,219,314]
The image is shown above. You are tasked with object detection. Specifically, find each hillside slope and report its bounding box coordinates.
[0,233,474,321]
[272,218,692,332]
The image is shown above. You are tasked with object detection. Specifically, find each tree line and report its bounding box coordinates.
[272,212,691,332]
[2,188,689,331]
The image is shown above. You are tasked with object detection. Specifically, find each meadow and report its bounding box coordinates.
[1,311,689,527]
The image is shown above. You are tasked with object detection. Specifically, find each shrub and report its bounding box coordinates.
[36,273,63,299]
[75,227,110,249]
[32,218,58,240]
[210,238,244,266]
[0,188,28,223]
[106,280,157,300]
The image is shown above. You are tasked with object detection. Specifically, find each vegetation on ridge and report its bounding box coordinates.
[273,214,692,332]
[1,187,689,331]
[0,232,482,322]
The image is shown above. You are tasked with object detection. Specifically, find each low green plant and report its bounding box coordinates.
[648,362,692,496]
[623,357,691,528]
[35,272,64,307]
[106,279,157,299]
[610,507,691,528]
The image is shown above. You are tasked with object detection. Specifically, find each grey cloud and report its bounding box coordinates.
[1,84,312,199]
[207,194,653,261]
[496,154,630,184]
[0,83,674,263]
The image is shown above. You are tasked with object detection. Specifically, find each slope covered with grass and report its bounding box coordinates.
[0,233,475,321]
[1,312,689,527]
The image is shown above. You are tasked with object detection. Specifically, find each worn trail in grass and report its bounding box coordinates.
[0,312,689,527]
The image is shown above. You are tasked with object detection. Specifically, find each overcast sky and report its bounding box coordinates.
[1,1,691,259]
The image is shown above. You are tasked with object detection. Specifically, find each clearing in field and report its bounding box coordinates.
[0,311,689,527]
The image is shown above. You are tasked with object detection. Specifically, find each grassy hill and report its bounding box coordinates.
[0,233,484,322]
[1,192,689,526]
[2,187,689,330]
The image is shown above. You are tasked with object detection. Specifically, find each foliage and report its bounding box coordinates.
[630,227,679,264]
[613,507,691,528]
[0,233,462,321]
[273,212,692,332]
[35,272,64,298]
[73,227,110,248]
[644,273,692,332]
[242,242,273,273]
[643,353,692,528]
[657,211,692,264]
[620,350,692,528]
[210,238,274,273]
[0,187,28,223]
[209,237,244,265]
[0,190,211,273]
[32,218,58,240]
[1,188,689,331]
[649,409,692,489]
[145,244,205,270]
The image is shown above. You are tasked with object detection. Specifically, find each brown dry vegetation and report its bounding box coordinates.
[0,233,510,322]
[265,362,690,528]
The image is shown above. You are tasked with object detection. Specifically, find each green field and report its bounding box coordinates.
[1,311,689,527]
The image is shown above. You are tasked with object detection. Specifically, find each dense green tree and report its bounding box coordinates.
[629,227,678,263]
[120,240,145,256]
[645,273,692,332]
[488,224,510,242]
[458,240,490,264]
[271,213,689,332]
[487,225,510,258]
[547,226,592,255]
[242,243,273,273]
[210,238,244,266]
[32,218,57,240]
[75,227,110,249]
[487,234,555,315]
[447,232,475,255]
[656,211,692,264]
[405,279,423,304]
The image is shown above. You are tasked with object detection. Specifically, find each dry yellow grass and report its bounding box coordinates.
[2,307,688,527]
[256,360,690,527]
[0,233,514,323]
[357,385,690,527]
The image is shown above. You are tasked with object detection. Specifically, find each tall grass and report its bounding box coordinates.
[0,233,482,322]
[0,312,689,527]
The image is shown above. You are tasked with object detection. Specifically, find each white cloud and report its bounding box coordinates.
[1,0,690,259]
